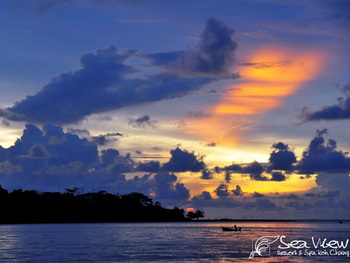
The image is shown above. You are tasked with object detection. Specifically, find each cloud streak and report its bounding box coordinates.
[1,17,238,125]
[302,84,350,121]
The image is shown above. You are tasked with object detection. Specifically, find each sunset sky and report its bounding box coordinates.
[0,0,349,219]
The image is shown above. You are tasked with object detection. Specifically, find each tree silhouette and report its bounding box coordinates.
[0,186,198,223]
[187,210,205,220]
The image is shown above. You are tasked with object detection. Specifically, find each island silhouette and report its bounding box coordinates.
[0,186,204,223]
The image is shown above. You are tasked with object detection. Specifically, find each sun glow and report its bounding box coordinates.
[185,46,325,149]
[180,172,317,197]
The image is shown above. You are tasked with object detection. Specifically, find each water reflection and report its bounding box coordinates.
[0,222,348,262]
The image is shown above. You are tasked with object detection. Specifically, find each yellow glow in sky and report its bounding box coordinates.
[180,172,317,197]
[186,46,325,150]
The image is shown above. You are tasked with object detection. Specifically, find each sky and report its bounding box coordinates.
[0,0,349,219]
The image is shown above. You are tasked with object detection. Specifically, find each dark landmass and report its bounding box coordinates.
[0,186,204,224]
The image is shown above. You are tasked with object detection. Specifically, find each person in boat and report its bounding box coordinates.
[234,225,237,231]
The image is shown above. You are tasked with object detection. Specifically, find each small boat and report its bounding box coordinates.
[222,227,242,232]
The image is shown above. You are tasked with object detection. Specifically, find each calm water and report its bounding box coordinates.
[0,221,348,262]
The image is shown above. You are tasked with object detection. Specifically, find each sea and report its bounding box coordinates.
[0,221,348,262]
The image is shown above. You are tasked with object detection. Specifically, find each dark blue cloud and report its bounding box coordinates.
[190,191,213,209]
[153,173,190,201]
[218,161,278,181]
[302,84,350,121]
[162,147,206,172]
[252,192,265,198]
[90,133,121,146]
[200,169,213,180]
[278,193,299,200]
[222,163,242,172]
[248,197,277,210]
[1,45,210,124]
[224,171,231,183]
[137,161,161,173]
[232,185,243,196]
[242,161,266,180]
[214,184,230,197]
[214,184,244,198]
[193,185,279,210]
[268,142,297,171]
[0,124,192,206]
[67,128,122,146]
[128,115,157,128]
[298,130,350,174]
[315,173,350,194]
[98,149,136,174]
[272,142,289,151]
[143,17,238,78]
[270,171,287,181]
[1,18,237,124]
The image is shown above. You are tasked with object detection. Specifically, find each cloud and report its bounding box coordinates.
[218,161,268,181]
[0,124,193,206]
[302,84,350,121]
[268,142,297,171]
[243,162,266,180]
[137,161,161,173]
[192,191,213,202]
[214,184,230,197]
[315,173,350,193]
[252,192,265,198]
[98,149,136,173]
[200,169,213,180]
[0,124,100,190]
[213,130,350,181]
[298,130,350,174]
[162,147,206,172]
[224,171,231,183]
[278,193,299,200]
[90,132,122,146]
[1,18,239,125]
[143,17,238,78]
[1,44,210,124]
[214,183,244,198]
[192,184,280,211]
[128,115,157,128]
[232,185,243,196]
[67,128,123,145]
[270,171,287,181]
[153,173,190,201]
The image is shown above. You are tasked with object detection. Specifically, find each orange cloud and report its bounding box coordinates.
[185,46,325,147]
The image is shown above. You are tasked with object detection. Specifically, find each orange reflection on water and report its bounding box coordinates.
[186,46,325,147]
